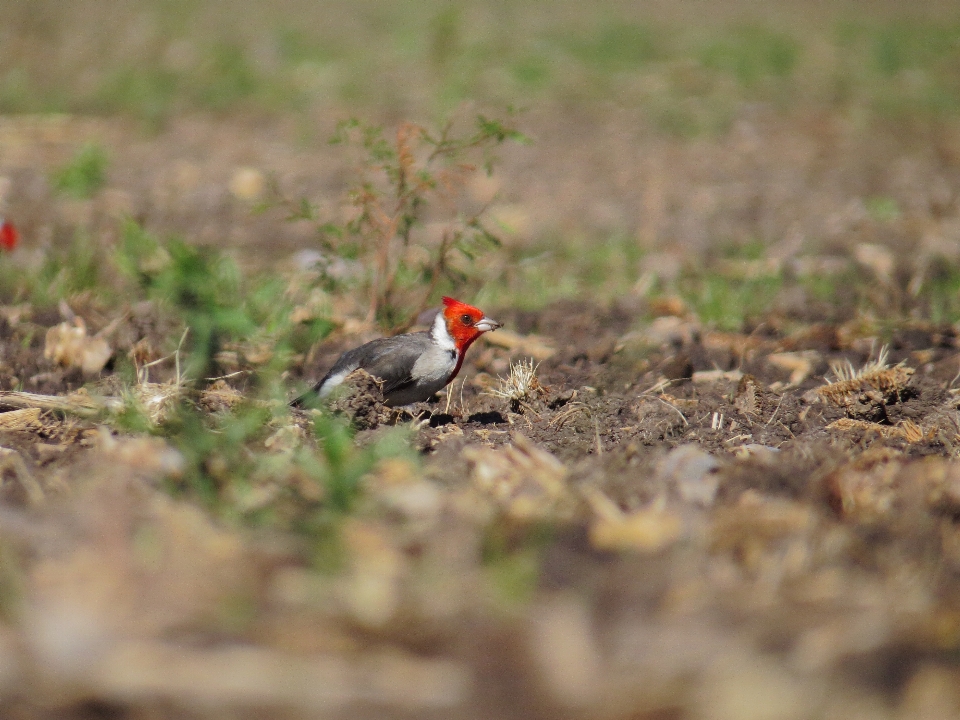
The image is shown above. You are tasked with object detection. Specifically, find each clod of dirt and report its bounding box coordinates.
[339,518,405,629]
[660,353,694,382]
[483,328,555,361]
[0,446,44,506]
[197,379,244,414]
[328,369,391,430]
[547,388,576,409]
[365,457,441,534]
[656,445,721,506]
[527,593,603,707]
[466,411,506,425]
[826,418,927,443]
[95,431,185,479]
[767,351,818,386]
[19,445,258,693]
[710,491,816,564]
[633,396,689,442]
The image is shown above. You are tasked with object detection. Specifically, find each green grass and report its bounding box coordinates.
[478,233,645,311]
[0,229,103,305]
[679,272,785,332]
[923,260,960,324]
[698,27,799,89]
[53,143,108,199]
[1,2,959,129]
[565,21,665,70]
[865,196,902,223]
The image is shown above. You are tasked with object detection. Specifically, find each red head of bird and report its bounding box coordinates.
[441,296,501,354]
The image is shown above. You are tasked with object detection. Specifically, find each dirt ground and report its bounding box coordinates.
[3,98,960,718]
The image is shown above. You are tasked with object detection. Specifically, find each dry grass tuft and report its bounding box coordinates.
[489,358,544,413]
[816,346,914,408]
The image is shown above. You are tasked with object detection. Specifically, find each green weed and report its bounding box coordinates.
[54,143,108,199]
[196,43,260,111]
[477,233,644,311]
[282,112,525,330]
[95,66,180,128]
[116,223,254,380]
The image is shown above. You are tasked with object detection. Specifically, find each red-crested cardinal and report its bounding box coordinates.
[0,218,18,251]
[295,297,502,407]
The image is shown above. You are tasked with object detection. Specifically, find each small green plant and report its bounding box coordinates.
[922,258,960,324]
[156,394,414,537]
[96,66,180,129]
[116,221,338,390]
[116,221,258,381]
[291,112,525,330]
[54,143,108,199]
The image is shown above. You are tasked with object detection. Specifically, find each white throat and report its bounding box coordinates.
[430,312,456,352]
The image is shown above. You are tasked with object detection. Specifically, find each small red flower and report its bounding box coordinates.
[0,219,18,251]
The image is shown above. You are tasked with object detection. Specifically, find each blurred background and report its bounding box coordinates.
[2,2,960,719]
[2,0,960,312]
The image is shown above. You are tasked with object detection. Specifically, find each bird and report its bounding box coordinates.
[294,296,502,407]
[0,218,18,251]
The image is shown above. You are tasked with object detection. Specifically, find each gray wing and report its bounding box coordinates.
[313,331,434,396]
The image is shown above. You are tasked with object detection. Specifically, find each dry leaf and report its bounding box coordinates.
[582,487,682,552]
[44,317,112,374]
[767,351,818,386]
[854,242,895,283]
[465,434,572,521]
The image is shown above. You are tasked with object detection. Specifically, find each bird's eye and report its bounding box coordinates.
[460,314,474,325]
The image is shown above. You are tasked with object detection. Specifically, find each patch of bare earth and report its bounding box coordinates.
[4,108,960,716]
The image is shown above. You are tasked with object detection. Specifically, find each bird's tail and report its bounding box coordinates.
[289,384,320,409]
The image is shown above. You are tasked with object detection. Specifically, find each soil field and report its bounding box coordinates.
[3,228,960,719]
[4,1,960,718]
